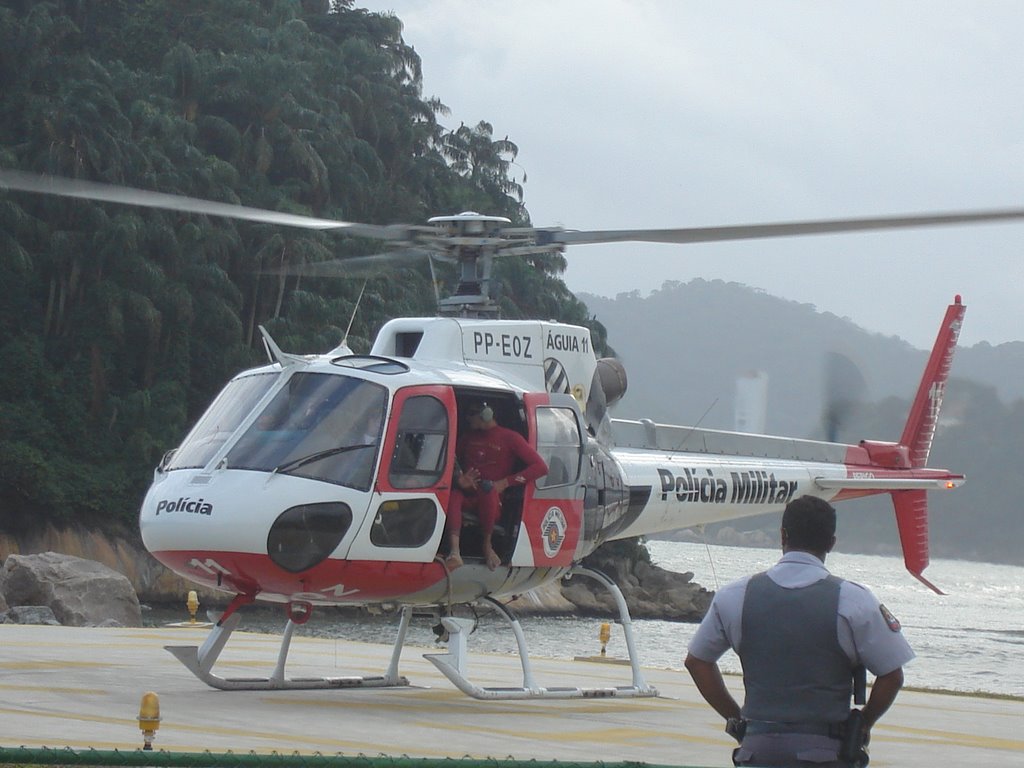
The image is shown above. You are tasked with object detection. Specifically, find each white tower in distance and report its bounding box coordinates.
[735,370,768,434]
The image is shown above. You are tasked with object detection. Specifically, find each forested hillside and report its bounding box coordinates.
[0,1,604,532]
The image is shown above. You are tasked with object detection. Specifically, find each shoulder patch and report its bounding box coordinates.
[879,603,902,632]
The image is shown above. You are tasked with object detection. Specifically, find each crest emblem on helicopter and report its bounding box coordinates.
[541,506,567,558]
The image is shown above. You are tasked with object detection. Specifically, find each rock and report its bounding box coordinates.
[0,526,712,625]
[4,605,60,625]
[560,581,607,613]
[0,524,223,605]
[505,579,577,614]
[558,542,714,622]
[0,552,142,627]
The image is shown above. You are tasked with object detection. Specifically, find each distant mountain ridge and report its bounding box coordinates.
[579,280,1024,565]
[582,280,1024,436]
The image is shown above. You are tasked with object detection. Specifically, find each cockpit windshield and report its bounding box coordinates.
[164,371,389,490]
[166,372,277,471]
[226,372,387,490]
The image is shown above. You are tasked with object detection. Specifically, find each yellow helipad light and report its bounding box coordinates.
[138,691,161,750]
[599,622,611,656]
[186,590,199,623]
[164,590,212,628]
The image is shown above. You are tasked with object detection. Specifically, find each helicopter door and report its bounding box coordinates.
[509,393,586,568]
[347,385,456,563]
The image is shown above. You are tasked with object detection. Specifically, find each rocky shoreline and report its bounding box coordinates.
[0,525,713,626]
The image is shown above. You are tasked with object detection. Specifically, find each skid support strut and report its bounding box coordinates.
[165,604,413,691]
[424,566,658,699]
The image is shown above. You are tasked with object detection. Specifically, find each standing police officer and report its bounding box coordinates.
[684,495,913,767]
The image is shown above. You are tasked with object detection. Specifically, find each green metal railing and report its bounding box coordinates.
[0,748,701,768]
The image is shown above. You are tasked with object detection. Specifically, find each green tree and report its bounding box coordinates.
[0,0,605,536]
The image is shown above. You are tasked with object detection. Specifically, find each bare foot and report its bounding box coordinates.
[484,550,501,571]
[444,553,464,571]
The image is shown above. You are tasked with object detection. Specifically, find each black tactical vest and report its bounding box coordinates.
[739,572,852,723]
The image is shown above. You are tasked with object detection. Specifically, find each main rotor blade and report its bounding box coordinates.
[0,170,407,240]
[546,208,1024,246]
[264,248,440,278]
[10,169,1024,253]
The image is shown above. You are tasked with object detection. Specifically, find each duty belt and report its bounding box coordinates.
[744,720,845,738]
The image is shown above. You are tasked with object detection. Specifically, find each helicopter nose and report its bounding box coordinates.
[267,502,354,573]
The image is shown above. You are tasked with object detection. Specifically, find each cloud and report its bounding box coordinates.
[371,1,1024,347]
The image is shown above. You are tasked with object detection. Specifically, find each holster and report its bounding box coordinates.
[840,709,869,768]
[725,717,747,744]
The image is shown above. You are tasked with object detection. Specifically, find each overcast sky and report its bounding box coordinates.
[365,1,1024,349]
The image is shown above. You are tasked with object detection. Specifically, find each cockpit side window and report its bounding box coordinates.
[388,395,449,489]
[535,406,582,489]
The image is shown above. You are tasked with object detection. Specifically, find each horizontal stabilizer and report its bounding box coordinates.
[815,477,963,491]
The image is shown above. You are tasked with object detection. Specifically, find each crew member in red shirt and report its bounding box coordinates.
[445,400,548,571]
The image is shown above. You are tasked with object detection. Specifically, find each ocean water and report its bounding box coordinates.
[642,541,1024,698]
[152,541,1024,697]
[431,541,1024,697]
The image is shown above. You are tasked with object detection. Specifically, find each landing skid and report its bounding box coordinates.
[165,605,413,691]
[425,566,658,699]
[166,567,656,698]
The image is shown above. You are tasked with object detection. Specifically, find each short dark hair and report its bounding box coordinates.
[781,495,836,552]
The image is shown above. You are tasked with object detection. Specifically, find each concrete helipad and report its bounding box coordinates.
[0,622,1021,767]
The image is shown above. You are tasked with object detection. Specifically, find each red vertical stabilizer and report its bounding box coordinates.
[899,296,966,467]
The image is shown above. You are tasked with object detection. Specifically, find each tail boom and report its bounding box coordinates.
[605,299,965,592]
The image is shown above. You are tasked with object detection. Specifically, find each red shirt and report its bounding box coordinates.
[458,425,548,486]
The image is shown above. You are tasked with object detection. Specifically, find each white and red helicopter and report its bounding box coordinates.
[0,170,1010,700]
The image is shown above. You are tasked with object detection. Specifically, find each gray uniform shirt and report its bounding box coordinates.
[687,551,914,676]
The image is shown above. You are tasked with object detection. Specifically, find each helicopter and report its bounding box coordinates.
[0,169,1006,700]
